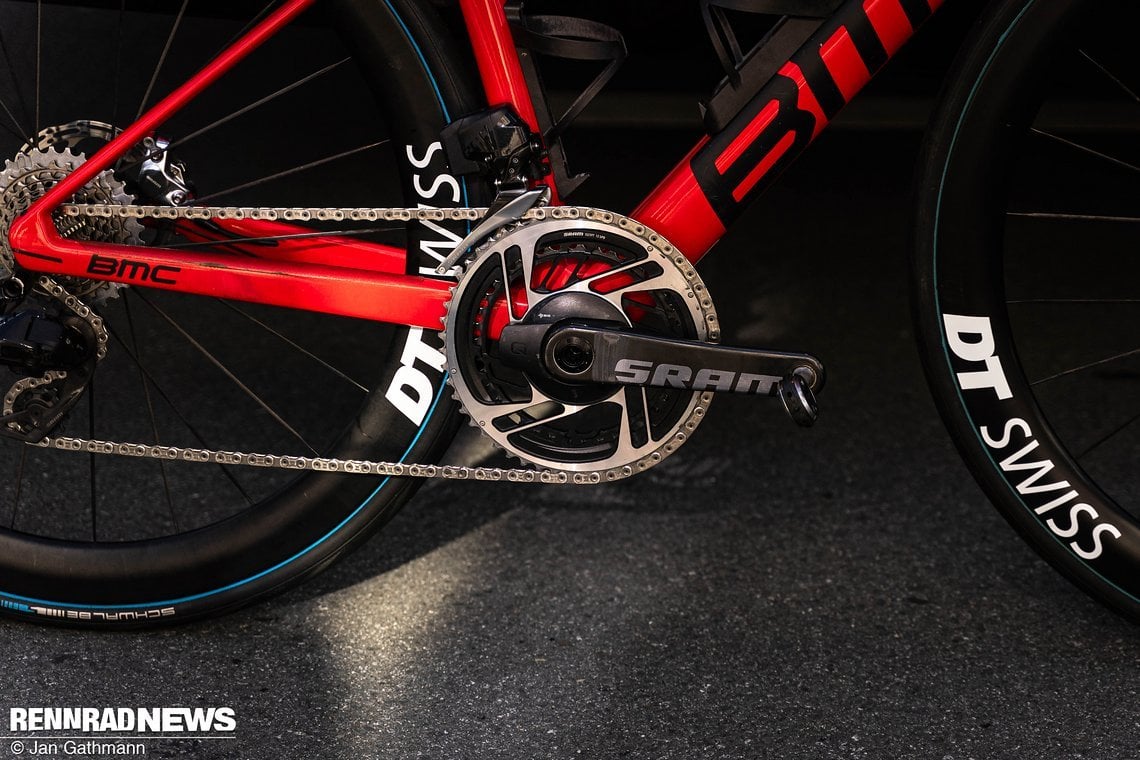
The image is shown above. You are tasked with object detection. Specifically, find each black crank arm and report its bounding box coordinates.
[500,321,824,395]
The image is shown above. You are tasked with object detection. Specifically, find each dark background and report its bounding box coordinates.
[0,2,1138,759]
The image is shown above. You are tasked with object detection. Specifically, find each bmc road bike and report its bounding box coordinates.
[0,0,1133,626]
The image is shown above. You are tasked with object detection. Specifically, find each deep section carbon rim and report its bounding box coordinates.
[923,0,1140,612]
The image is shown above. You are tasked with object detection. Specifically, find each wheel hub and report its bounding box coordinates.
[506,290,628,405]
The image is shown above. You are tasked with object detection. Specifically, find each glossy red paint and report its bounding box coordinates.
[779,61,829,139]
[4,0,950,334]
[731,131,796,202]
[11,0,316,229]
[483,257,650,341]
[14,211,452,327]
[458,0,562,203]
[6,0,452,329]
[459,0,541,132]
[819,26,871,102]
[863,0,914,55]
[631,139,726,264]
[172,218,407,274]
[715,100,780,174]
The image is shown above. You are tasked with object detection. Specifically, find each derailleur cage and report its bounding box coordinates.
[0,282,102,443]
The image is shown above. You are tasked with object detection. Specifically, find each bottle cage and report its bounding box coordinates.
[700,0,841,132]
[505,4,627,196]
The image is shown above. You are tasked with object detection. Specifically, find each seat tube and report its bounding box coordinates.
[456,0,562,202]
[458,0,542,132]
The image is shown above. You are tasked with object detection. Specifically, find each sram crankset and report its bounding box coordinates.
[5,196,824,485]
[443,208,824,479]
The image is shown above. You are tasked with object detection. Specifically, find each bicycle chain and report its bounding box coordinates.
[31,202,673,485]
[3,276,110,431]
[39,275,110,360]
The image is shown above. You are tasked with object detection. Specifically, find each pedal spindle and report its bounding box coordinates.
[778,370,818,427]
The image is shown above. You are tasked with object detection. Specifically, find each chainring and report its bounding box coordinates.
[444,209,719,479]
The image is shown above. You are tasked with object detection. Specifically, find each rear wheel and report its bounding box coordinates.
[0,0,484,626]
[914,0,1140,617]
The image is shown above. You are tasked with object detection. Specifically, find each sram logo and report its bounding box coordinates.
[614,359,778,394]
[87,254,180,285]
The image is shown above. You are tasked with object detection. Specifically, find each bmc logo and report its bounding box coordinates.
[87,254,181,285]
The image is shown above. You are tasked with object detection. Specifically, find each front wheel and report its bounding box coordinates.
[914,0,1140,617]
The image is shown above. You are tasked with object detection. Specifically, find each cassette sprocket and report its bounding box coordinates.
[0,128,143,302]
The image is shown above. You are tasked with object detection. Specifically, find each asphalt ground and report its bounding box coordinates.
[0,120,1137,760]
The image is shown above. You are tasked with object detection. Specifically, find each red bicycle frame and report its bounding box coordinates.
[8,0,942,329]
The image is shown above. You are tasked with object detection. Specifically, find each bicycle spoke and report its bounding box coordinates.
[195,141,388,202]
[111,0,125,128]
[1030,127,1140,175]
[0,29,29,143]
[0,102,26,144]
[33,0,40,135]
[1007,298,1140,305]
[133,290,319,455]
[8,445,26,529]
[1007,211,1140,223]
[216,300,369,393]
[106,315,254,506]
[123,296,179,532]
[136,0,190,120]
[88,377,97,541]
[1079,50,1140,106]
[214,0,277,58]
[1030,347,1140,387]
[171,57,350,149]
[1076,411,1140,462]
[0,26,32,138]
[163,225,398,250]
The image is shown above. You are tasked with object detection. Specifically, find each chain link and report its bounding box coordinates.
[38,275,109,359]
[31,434,612,483]
[59,202,596,224]
[33,202,630,484]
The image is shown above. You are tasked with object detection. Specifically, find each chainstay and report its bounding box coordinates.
[39,202,655,485]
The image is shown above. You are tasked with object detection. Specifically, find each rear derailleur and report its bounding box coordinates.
[0,278,101,442]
